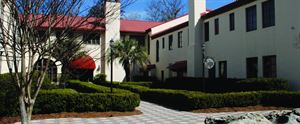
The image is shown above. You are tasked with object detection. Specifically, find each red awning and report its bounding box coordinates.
[168,61,187,72]
[69,56,96,70]
[147,64,156,70]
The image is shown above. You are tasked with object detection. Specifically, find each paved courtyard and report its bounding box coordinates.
[16,101,264,124]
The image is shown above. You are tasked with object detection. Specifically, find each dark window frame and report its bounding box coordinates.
[262,0,275,28]
[246,5,257,32]
[219,61,227,78]
[214,18,219,35]
[263,55,277,78]
[169,35,173,50]
[246,57,258,78]
[178,31,183,48]
[162,37,165,49]
[147,36,150,55]
[156,40,159,62]
[204,22,210,42]
[229,13,235,31]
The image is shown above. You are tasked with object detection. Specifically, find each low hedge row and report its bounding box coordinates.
[1,89,140,116]
[66,80,130,93]
[160,77,288,92]
[102,83,300,111]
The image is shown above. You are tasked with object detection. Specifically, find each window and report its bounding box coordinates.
[178,31,183,48]
[246,5,257,32]
[209,65,216,79]
[147,36,150,55]
[169,35,173,50]
[262,0,275,28]
[161,70,165,82]
[156,40,159,62]
[229,13,235,31]
[204,22,209,42]
[214,18,219,35]
[247,57,258,78]
[263,55,277,78]
[219,61,227,78]
[162,38,165,49]
[83,33,100,45]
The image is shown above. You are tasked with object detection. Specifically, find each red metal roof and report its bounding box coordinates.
[120,20,163,33]
[69,56,96,70]
[26,15,162,33]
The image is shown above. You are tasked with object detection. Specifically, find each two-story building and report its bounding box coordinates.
[0,0,162,82]
[147,0,300,90]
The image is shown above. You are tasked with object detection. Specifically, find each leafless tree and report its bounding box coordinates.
[146,0,185,22]
[122,12,142,20]
[88,0,136,18]
[0,0,122,123]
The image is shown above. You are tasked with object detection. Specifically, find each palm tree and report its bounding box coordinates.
[108,38,148,82]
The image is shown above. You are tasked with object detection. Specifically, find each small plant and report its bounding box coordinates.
[93,73,107,84]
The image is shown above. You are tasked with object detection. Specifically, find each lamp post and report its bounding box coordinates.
[0,51,3,73]
[110,39,114,93]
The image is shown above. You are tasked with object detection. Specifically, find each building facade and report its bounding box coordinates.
[147,0,300,90]
[0,0,162,82]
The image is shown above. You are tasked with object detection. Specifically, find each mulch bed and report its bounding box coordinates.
[192,106,292,113]
[0,110,142,124]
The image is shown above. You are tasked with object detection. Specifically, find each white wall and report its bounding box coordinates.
[204,0,300,89]
[149,27,189,80]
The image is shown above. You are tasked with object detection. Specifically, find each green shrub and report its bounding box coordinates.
[66,80,129,93]
[104,83,300,111]
[93,73,107,84]
[260,91,300,107]
[160,77,288,92]
[2,89,140,116]
[237,78,288,91]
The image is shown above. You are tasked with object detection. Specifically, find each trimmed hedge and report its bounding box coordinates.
[103,83,300,111]
[66,80,130,93]
[2,89,140,116]
[93,73,107,85]
[159,77,288,92]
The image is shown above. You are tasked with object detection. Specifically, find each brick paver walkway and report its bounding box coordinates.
[16,101,262,124]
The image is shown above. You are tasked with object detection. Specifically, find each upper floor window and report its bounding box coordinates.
[204,22,209,42]
[246,5,257,32]
[214,18,219,35]
[169,35,173,50]
[156,40,159,62]
[178,31,183,48]
[162,37,165,49]
[262,0,275,28]
[147,36,150,55]
[83,33,100,45]
[229,13,235,31]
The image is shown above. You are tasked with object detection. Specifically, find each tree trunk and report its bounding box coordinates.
[26,105,34,123]
[124,61,130,82]
[19,95,29,124]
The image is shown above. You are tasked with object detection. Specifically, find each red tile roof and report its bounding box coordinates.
[34,15,162,33]
[120,20,163,33]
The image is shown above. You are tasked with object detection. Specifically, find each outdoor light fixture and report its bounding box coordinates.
[110,39,114,93]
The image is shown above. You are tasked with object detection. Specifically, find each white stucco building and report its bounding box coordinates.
[146,0,300,90]
[0,0,162,82]
[1,0,300,89]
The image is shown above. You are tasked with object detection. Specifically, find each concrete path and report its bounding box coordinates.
[16,101,263,124]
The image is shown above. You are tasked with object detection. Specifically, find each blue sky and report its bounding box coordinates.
[83,0,235,20]
[124,0,235,20]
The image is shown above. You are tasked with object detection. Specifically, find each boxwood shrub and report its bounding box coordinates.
[66,80,130,93]
[104,83,300,111]
[160,77,288,92]
[1,89,140,116]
